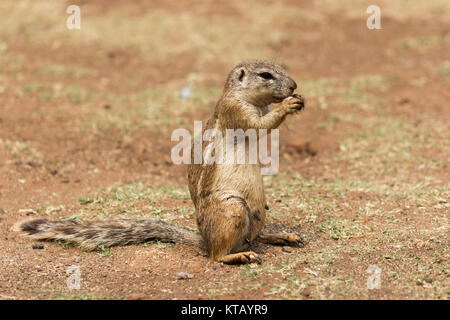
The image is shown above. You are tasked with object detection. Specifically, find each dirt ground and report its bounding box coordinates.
[0,0,448,299]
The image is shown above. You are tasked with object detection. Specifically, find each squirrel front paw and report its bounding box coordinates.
[281,94,305,114]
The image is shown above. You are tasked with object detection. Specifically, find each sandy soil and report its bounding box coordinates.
[0,0,448,299]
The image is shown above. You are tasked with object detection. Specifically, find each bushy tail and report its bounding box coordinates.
[13,218,203,251]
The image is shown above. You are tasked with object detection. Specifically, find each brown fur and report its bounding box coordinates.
[13,218,202,251]
[13,60,305,264]
[189,60,305,263]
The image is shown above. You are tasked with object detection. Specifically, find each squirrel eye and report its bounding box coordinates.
[258,72,274,80]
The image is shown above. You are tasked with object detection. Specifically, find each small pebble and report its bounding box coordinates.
[18,208,38,216]
[282,247,292,253]
[301,288,311,297]
[331,117,340,123]
[176,272,193,280]
[180,86,192,99]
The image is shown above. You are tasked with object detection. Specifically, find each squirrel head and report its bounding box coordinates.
[224,60,297,107]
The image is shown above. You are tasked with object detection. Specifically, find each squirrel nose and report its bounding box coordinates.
[289,79,297,91]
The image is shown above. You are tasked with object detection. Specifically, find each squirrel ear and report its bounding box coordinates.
[237,68,245,82]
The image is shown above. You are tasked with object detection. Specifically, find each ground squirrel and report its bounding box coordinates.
[14,60,306,264]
